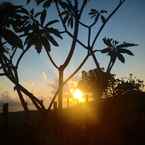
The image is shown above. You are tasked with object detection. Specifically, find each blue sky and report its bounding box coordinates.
[0,0,145,101]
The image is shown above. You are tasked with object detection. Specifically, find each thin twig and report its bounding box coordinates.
[64,53,89,84]
[47,52,59,69]
[16,46,29,69]
[10,47,17,62]
[91,0,125,49]
[66,31,88,49]
[79,21,89,28]
[48,49,98,110]
[0,73,5,76]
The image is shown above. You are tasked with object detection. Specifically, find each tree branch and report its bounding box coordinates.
[79,21,89,28]
[16,46,29,69]
[10,47,17,62]
[48,49,98,110]
[64,53,89,84]
[66,31,88,49]
[47,52,59,69]
[91,0,125,49]
[0,73,5,76]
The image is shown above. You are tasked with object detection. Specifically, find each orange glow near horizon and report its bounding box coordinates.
[72,89,85,103]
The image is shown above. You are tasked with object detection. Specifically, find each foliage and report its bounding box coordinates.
[78,70,144,100]
[77,69,114,99]
[101,38,138,72]
[0,0,138,111]
[105,73,144,98]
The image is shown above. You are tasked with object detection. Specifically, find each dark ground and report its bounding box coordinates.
[1,90,145,145]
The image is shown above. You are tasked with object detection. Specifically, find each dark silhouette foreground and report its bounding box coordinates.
[1,90,145,145]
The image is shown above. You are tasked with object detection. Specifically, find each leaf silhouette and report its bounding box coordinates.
[2,28,23,49]
[100,10,107,13]
[117,42,138,48]
[101,15,106,23]
[48,35,59,46]
[26,0,31,4]
[35,40,42,53]
[42,38,51,51]
[45,20,59,27]
[117,53,125,63]
[119,49,134,56]
[102,37,137,72]
[47,28,62,39]
[43,0,51,8]
[40,8,47,25]
[103,38,113,47]
[35,0,44,5]
[101,48,110,53]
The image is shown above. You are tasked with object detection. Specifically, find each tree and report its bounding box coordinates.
[104,73,145,98]
[77,69,114,99]
[101,38,138,73]
[0,2,45,111]
[0,0,136,111]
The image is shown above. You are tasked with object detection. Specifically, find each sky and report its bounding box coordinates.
[0,0,145,107]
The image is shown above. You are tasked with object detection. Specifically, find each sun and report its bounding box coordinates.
[72,89,85,103]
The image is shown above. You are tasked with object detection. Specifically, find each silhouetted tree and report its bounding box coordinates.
[101,38,137,73]
[0,0,137,111]
[104,73,144,98]
[0,2,45,111]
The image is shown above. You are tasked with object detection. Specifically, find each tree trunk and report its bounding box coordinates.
[16,88,29,112]
[58,70,63,110]
[16,84,46,111]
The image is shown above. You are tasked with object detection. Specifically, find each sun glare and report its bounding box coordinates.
[73,89,85,103]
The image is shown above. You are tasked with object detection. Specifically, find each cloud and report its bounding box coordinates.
[42,72,48,81]
[0,90,18,105]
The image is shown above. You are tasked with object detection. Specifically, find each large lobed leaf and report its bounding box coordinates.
[117,42,138,48]
[1,28,23,49]
[119,48,134,56]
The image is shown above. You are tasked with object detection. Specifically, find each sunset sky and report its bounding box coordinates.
[0,0,145,106]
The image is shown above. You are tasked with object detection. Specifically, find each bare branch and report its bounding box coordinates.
[55,1,88,50]
[0,73,5,76]
[10,47,17,62]
[48,89,59,110]
[47,52,59,69]
[79,0,88,17]
[48,49,99,110]
[91,0,125,49]
[64,53,89,84]
[79,21,89,28]
[16,46,29,69]
[66,31,88,49]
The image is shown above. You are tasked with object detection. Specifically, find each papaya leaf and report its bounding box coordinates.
[70,17,73,28]
[35,41,42,53]
[45,20,59,27]
[2,28,23,49]
[117,42,138,48]
[47,35,59,46]
[36,0,44,5]
[26,0,31,4]
[103,38,113,47]
[43,0,51,8]
[63,13,69,24]
[59,1,69,9]
[34,11,42,17]
[47,28,63,39]
[101,48,110,53]
[100,10,107,13]
[119,48,134,56]
[101,15,106,24]
[118,53,125,63]
[40,9,47,26]
[42,38,51,52]
[30,8,34,15]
